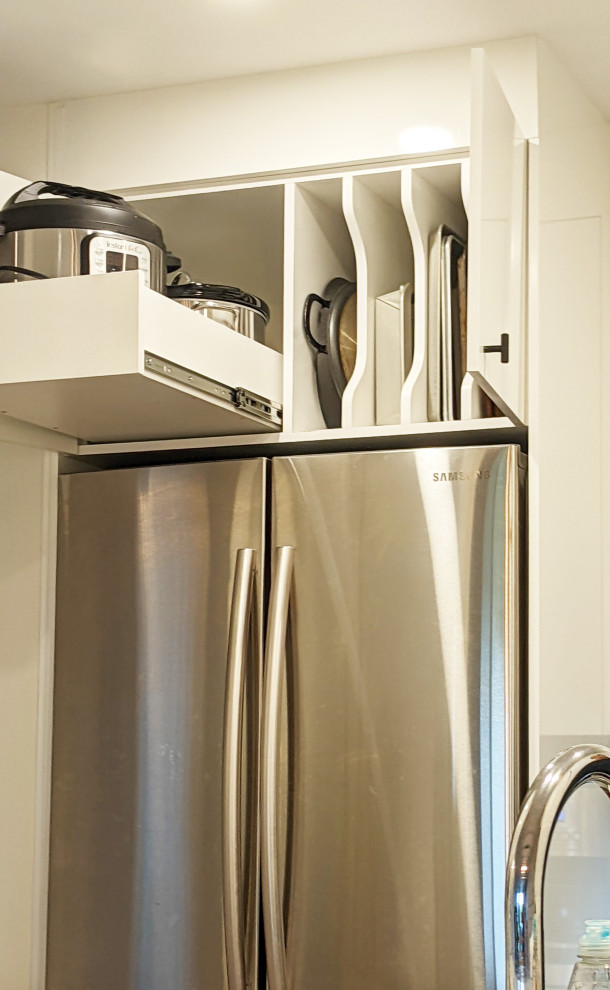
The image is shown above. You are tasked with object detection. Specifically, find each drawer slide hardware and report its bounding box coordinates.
[144,351,282,427]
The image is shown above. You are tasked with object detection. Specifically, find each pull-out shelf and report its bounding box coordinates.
[0,271,283,443]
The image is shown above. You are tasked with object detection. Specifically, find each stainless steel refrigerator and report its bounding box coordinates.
[47,444,525,990]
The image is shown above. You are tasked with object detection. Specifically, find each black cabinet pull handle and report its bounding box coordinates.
[483,333,509,364]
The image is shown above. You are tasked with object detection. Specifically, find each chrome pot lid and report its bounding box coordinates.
[167,282,270,323]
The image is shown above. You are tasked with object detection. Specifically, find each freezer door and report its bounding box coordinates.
[47,460,266,990]
[265,445,523,990]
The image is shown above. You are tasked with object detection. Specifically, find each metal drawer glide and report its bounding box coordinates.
[144,351,282,427]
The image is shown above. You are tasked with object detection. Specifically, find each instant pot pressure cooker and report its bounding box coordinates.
[0,180,171,292]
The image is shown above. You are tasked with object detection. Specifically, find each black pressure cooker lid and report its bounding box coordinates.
[167,282,270,323]
[0,180,166,250]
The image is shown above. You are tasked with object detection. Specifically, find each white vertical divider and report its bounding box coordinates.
[342,171,414,428]
[460,373,486,419]
[401,164,467,423]
[341,175,371,427]
[282,181,297,433]
[460,157,488,420]
[288,178,356,432]
[460,158,470,220]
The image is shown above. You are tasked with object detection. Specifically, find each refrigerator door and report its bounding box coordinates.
[265,445,523,990]
[47,459,266,990]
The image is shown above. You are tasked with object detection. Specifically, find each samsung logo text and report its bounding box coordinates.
[432,470,491,482]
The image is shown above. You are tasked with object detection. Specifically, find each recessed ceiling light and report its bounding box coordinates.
[397,126,454,154]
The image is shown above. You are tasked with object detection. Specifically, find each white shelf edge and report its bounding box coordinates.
[77,416,525,461]
[118,149,471,201]
[0,413,77,455]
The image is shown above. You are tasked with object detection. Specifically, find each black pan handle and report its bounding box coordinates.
[5,180,125,208]
[302,293,329,354]
[165,252,182,274]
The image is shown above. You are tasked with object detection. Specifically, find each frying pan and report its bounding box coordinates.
[303,277,357,428]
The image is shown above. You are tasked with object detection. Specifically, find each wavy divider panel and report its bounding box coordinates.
[459,158,487,419]
[342,171,414,428]
[285,178,357,432]
[401,161,467,424]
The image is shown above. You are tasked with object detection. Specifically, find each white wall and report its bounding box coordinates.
[526,43,610,982]
[46,47,471,190]
[43,38,538,194]
[0,104,48,181]
[527,40,610,757]
[0,38,539,192]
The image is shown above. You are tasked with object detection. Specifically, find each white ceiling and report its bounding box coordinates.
[1,0,610,118]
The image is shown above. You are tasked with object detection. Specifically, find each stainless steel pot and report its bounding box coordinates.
[0,181,169,293]
[167,282,270,344]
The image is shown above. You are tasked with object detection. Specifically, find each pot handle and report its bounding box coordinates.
[5,180,125,208]
[302,293,329,353]
[165,252,183,274]
[0,264,48,281]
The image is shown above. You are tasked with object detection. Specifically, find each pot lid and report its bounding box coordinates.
[167,282,270,322]
[0,180,166,250]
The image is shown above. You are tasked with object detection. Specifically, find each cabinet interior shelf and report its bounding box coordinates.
[76,417,525,470]
[0,271,283,443]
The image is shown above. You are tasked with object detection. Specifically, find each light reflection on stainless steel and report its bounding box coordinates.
[223,548,256,990]
[261,545,294,990]
[506,744,610,990]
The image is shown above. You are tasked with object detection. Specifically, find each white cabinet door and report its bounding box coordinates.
[465,49,527,423]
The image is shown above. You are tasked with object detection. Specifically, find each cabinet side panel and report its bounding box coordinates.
[535,217,603,737]
[0,443,58,990]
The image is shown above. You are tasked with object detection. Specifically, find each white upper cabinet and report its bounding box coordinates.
[0,44,534,445]
[464,49,528,424]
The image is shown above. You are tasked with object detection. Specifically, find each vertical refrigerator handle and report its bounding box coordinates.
[261,546,294,990]
[223,548,256,990]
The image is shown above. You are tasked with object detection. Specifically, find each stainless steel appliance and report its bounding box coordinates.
[48,444,525,990]
[167,281,270,343]
[0,180,169,291]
